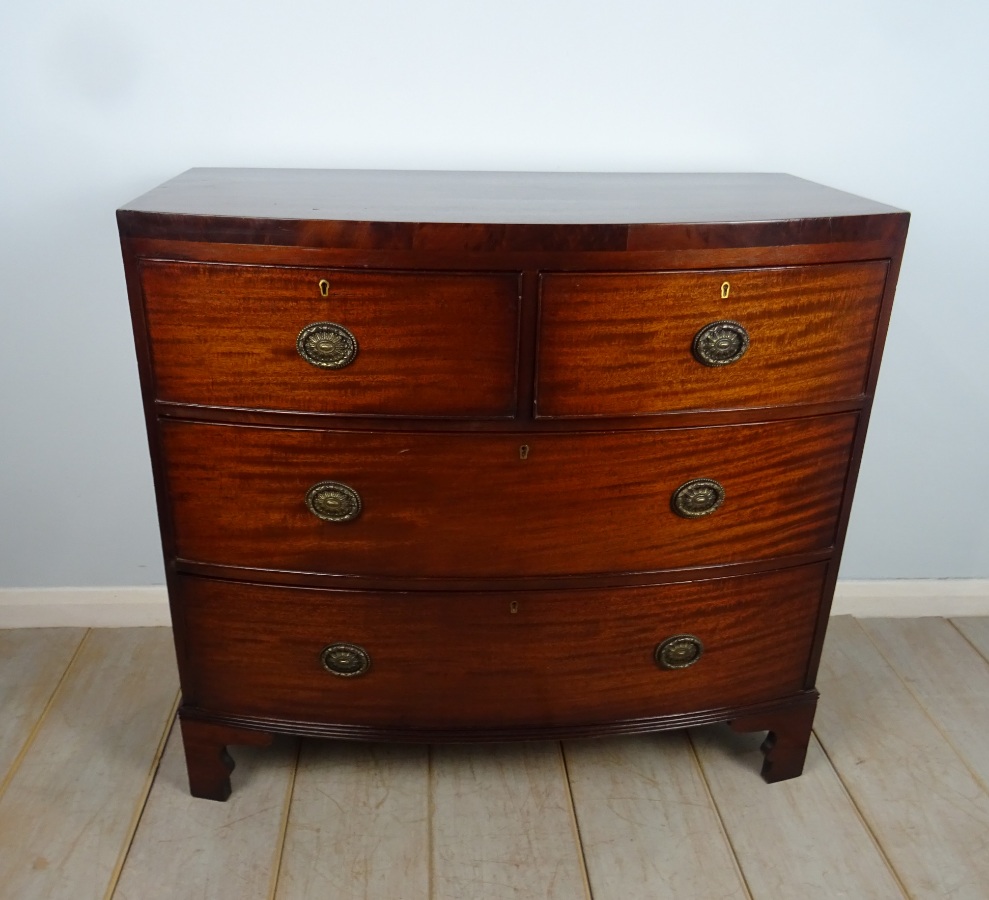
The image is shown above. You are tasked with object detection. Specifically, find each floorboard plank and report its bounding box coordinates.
[565,732,749,899]
[276,741,429,900]
[113,723,296,900]
[815,616,989,899]
[0,628,86,792]
[0,628,178,900]
[951,617,989,667]
[862,617,989,792]
[691,727,904,899]
[431,743,589,900]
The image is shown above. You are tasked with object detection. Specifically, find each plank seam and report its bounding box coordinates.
[0,628,91,804]
[268,738,302,900]
[685,730,755,900]
[558,743,594,900]
[858,618,989,799]
[427,744,434,900]
[948,618,989,669]
[810,731,912,900]
[105,690,181,900]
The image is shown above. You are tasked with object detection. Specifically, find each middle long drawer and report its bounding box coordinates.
[161,414,856,578]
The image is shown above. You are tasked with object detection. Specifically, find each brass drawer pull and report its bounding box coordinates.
[306,481,362,522]
[297,321,358,369]
[692,320,749,366]
[321,642,371,677]
[655,634,704,670]
[671,478,725,518]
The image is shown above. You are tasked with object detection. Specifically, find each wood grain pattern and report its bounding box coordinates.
[141,261,521,417]
[564,734,748,899]
[0,628,84,790]
[0,629,178,899]
[861,618,989,789]
[277,741,429,899]
[176,566,824,729]
[430,743,589,900]
[691,727,905,898]
[119,170,908,796]
[815,617,989,898]
[537,262,888,417]
[114,724,296,900]
[161,415,855,579]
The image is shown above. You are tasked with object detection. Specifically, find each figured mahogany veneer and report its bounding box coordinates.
[161,414,856,578]
[178,565,825,728]
[140,261,522,417]
[118,170,908,800]
[536,261,888,418]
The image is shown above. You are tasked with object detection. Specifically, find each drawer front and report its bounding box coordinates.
[536,261,888,417]
[177,565,825,728]
[140,261,521,417]
[161,414,856,578]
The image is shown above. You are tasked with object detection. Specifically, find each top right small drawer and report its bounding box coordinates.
[535,261,888,418]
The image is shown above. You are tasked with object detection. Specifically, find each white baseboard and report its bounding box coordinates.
[1,580,988,628]
[831,579,989,618]
[0,587,171,628]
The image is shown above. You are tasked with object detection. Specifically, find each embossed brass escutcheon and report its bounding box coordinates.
[692,320,749,367]
[671,478,725,518]
[655,634,704,670]
[306,481,362,523]
[721,280,730,299]
[318,278,330,297]
[297,321,358,369]
[320,642,371,677]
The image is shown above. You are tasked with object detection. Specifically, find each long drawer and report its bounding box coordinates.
[140,261,522,417]
[161,414,856,578]
[536,261,888,417]
[177,564,826,729]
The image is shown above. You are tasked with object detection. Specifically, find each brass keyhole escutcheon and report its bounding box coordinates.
[510,601,519,614]
[721,281,730,299]
[519,445,529,460]
[655,634,704,670]
[319,279,330,297]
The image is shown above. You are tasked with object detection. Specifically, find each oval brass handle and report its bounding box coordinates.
[306,481,362,522]
[321,642,371,677]
[655,634,704,670]
[297,321,358,369]
[671,478,725,518]
[692,320,749,366]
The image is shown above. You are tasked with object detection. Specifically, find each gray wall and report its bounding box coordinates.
[1,0,986,587]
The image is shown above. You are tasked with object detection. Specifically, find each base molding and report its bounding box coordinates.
[1,580,987,628]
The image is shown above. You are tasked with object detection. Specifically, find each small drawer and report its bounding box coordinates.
[140,261,521,417]
[177,564,825,728]
[161,414,856,578]
[536,261,888,417]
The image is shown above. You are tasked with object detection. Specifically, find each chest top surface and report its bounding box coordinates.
[120,169,902,224]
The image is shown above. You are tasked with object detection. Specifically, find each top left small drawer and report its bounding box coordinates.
[139,261,522,417]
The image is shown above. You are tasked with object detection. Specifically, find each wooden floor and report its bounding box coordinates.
[2,618,989,899]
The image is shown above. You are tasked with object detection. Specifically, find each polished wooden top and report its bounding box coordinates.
[120,169,903,225]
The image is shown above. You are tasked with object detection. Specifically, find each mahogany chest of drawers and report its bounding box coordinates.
[118,170,908,800]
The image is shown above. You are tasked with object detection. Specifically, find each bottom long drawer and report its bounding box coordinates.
[176,564,826,730]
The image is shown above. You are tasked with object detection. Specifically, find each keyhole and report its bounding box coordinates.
[721,281,730,299]
[519,445,529,460]
[319,279,330,297]
[510,601,519,614]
